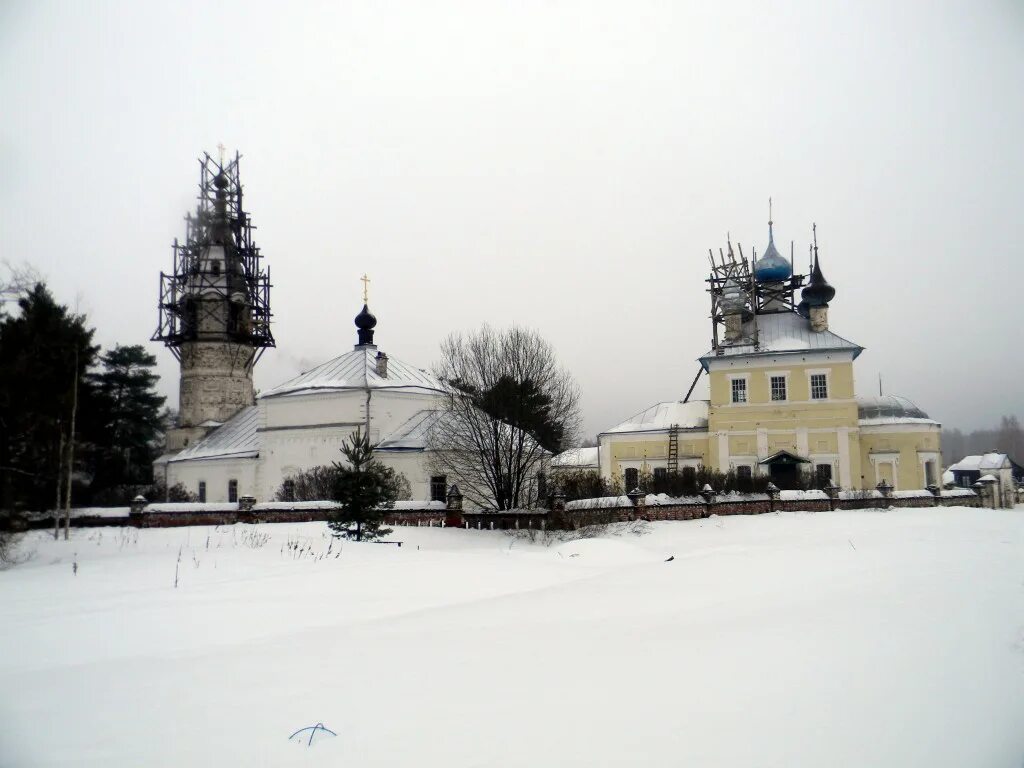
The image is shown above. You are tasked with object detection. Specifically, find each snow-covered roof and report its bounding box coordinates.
[856,395,933,423]
[552,446,600,469]
[168,406,260,463]
[261,346,445,399]
[601,400,709,436]
[376,410,444,451]
[699,311,862,368]
[949,453,1010,472]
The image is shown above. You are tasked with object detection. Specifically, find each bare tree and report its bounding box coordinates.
[0,260,42,311]
[427,326,581,511]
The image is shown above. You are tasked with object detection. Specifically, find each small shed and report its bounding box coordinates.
[948,453,1018,508]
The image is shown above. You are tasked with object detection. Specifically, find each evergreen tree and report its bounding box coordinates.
[88,345,166,497]
[327,431,400,541]
[0,284,98,512]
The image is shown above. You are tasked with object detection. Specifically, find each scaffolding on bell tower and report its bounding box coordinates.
[152,151,275,368]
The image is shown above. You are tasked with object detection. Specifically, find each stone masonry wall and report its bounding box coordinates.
[178,341,255,426]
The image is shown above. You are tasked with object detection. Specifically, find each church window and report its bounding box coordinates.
[228,479,238,503]
[810,374,828,400]
[682,466,696,483]
[814,464,833,488]
[770,375,787,401]
[430,475,447,502]
[198,481,206,503]
[653,467,667,482]
[736,465,752,491]
[731,378,747,404]
[624,467,639,491]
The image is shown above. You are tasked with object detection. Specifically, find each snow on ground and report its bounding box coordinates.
[1,508,1023,767]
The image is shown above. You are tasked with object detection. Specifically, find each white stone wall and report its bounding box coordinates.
[165,457,257,503]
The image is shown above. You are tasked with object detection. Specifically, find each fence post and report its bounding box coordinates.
[700,484,717,518]
[824,482,839,512]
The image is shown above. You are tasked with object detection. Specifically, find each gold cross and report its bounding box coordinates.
[360,273,370,304]
[217,142,227,166]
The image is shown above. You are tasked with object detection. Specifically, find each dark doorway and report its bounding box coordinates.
[769,463,799,490]
[760,450,810,490]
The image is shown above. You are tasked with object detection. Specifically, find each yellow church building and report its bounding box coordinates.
[597,218,941,492]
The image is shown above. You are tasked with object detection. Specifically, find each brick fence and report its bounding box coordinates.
[9,485,983,533]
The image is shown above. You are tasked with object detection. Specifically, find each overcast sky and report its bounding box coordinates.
[2,1,1021,441]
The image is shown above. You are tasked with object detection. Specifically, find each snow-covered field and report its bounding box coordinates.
[2,508,1022,767]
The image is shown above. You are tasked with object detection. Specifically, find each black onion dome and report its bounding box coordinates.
[801,252,835,307]
[213,172,229,190]
[355,303,377,330]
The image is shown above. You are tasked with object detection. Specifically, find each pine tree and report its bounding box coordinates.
[327,431,399,541]
[88,345,166,498]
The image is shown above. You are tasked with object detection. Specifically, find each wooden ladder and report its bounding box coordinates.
[667,424,680,474]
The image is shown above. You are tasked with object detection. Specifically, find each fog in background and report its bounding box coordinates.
[2,1,1021,441]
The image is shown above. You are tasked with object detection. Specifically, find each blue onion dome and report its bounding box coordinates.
[753,223,792,282]
[801,251,835,307]
[354,303,377,330]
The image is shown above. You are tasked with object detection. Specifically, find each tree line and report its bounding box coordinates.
[0,276,173,519]
[941,416,1023,466]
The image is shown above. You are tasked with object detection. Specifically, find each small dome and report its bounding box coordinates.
[753,225,792,282]
[857,395,930,421]
[801,252,835,307]
[213,172,229,190]
[354,303,377,330]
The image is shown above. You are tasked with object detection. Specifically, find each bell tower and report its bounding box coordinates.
[153,150,274,452]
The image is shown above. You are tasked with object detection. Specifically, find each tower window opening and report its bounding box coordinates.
[210,260,221,276]
[770,375,787,402]
[731,378,747,404]
[810,374,828,400]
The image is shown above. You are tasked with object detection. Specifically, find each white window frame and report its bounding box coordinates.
[807,368,830,401]
[769,372,789,402]
[728,374,749,404]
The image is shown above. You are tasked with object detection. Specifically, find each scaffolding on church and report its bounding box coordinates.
[153,152,275,366]
[706,239,756,352]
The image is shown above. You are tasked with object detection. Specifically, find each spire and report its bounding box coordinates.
[801,224,835,307]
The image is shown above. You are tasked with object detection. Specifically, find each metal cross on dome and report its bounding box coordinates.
[217,142,227,166]
[360,273,370,303]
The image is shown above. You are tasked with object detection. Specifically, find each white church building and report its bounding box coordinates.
[157,309,451,504]
[153,153,451,504]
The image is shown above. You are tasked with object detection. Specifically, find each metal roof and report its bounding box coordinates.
[700,311,863,369]
[602,400,709,436]
[169,406,260,463]
[856,395,932,422]
[552,446,600,468]
[261,346,446,399]
[375,409,444,451]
